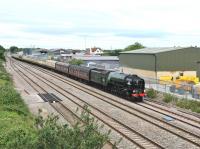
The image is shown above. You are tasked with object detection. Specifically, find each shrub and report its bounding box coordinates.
[146,88,157,99]
[1,106,111,149]
[163,93,178,103]
[1,126,37,149]
[35,106,110,149]
[0,85,29,115]
[69,59,84,66]
[176,99,200,113]
[0,54,111,148]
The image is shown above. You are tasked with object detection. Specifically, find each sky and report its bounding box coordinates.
[0,0,200,49]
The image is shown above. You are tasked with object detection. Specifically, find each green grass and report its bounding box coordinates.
[176,99,200,113]
[146,88,157,99]
[162,93,200,113]
[163,93,178,103]
[0,59,110,148]
[0,59,37,148]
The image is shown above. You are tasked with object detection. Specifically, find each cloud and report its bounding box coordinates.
[22,24,168,39]
[115,31,168,38]
[1,0,200,48]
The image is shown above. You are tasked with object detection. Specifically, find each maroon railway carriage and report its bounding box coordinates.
[68,65,92,81]
[55,62,69,74]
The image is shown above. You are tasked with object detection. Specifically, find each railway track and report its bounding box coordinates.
[143,99,200,120]
[10,58,164,148]
[13,58,200,126]
[11,58,200,148]
[8,58,114,148]
[137,101,200,128]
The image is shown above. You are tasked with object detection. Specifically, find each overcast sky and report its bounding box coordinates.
[0,0,200,49]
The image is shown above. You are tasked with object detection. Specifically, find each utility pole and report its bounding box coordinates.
[84,36,87,50]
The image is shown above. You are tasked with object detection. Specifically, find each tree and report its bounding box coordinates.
[102,42,145,56]
[0,45,6,60]
[9,46,19,53]
[102,49,123,56]
[35,106,110,149]
[124,42,145,51]
[69,58,84,65]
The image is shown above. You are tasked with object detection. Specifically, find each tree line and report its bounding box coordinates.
[0,45,6,60]
[103,42,145,56]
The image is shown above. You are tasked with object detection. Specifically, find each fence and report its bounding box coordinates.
[143,77,200,100]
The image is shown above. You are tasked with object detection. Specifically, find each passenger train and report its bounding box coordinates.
[12,55,145,101]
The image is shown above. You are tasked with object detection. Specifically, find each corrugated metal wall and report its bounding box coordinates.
[156,47,200,71]
[119,54,155,71]
[120,47,200,72]
[196,62,200,77]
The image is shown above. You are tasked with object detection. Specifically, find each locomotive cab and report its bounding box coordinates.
[107,72,145,101]
[125,75,145,101]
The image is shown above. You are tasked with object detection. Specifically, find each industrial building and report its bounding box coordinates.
[119,47,200,79]
[76,56,119,69]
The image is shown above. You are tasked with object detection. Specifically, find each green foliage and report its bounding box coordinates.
[0,120,37,149]
[0,61,10,85]
[69,58,84,65]
[162,93,200,113]
[9,46,19,53]
[0,85,29,114]
[124,42,145,51]
[146,88,157,99]
[176,99,200,113]
[103,49,123,56]
[0,45,5,60]
[103,42,145,56]
[163,93,178,103]
[161,92,200,113]
[0,59,36,149]
[0,60,110,148]
[1,105,110,149]
[35,106,109,149]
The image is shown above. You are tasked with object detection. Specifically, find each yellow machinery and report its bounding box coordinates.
[160,75,199,84]
[177,76,199,84]
[159,76,173,84]
[160,75,199,95]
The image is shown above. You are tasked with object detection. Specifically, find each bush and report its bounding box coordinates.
[163,93,178,103]
[1,106,110,149]
[0,85,29,115]
[176,99,200,113]
[0,54,111,148]
[35,106,110,149]
[0,45,5,60]
[69,59,84,66]
[1,126,37,149]
[146,88,157,99]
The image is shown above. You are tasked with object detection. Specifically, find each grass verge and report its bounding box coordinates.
[0,59,110,148]
[0,60,37,148]
[162,93,200,113]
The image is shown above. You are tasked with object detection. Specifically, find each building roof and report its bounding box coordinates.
[74,56,119,61]
[120,47,191,54]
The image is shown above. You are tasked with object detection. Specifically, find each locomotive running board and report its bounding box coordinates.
[38,93,62,103]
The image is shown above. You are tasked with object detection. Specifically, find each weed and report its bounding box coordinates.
[163,93,178,103]
[146,88,157,99]
[176,99,200,113]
